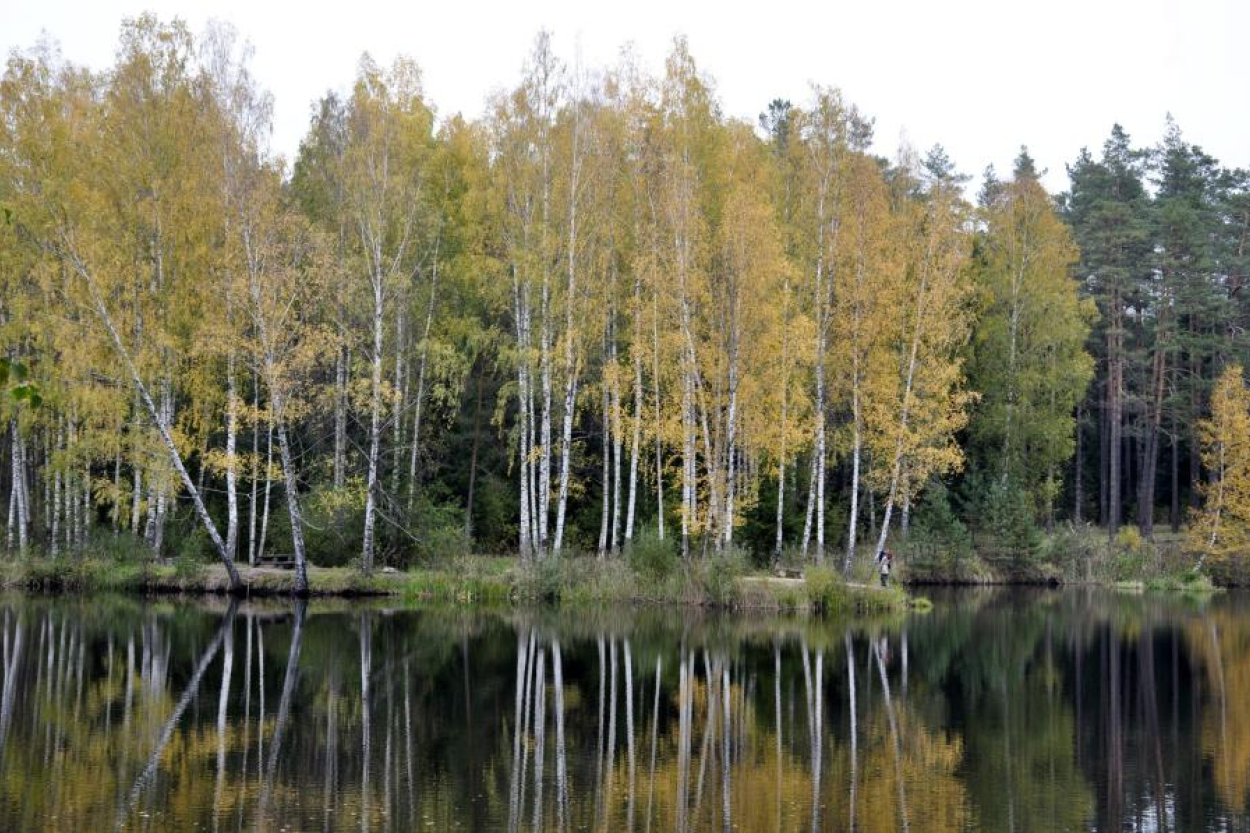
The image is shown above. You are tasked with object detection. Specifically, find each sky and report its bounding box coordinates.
[4,0,1248,194]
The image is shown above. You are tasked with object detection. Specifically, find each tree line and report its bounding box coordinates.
[2,16,1248,591]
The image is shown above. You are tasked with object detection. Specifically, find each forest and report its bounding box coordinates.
[3,15,1250,592]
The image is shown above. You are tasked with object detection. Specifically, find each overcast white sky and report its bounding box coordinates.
[4,0,1247,193]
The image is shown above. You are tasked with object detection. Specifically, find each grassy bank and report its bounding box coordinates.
[0,551,919,614]
[899,524,1225,596]
[0,557,400,596]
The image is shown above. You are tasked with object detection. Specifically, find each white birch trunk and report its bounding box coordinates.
[51,429,61,559]
[225,348,239,561]
[130,395,143,534]
[800,451,817,557]
[610,334,624,556]
[333,344,347,489]
[552,121,580,556]
[723,354,738,551]
[844,382,863,576]
[774,280,792,563]
[391,306,406,501]
[515,270,534,561]
[258,419,273,562]
[625,277,643,545]
[681,371,693,559]
[274,419,311,594]
[598,356,612,559]
[538,278,553,556]
[652,294,665,541]
[248,371,260,566]
[362,271,384,573]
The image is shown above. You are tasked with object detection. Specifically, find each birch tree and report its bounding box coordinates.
[339,55,436,572]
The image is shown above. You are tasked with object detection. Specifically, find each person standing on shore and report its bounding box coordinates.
[876,549,894,587]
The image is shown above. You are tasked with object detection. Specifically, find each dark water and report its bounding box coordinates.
[0,589,1246,831]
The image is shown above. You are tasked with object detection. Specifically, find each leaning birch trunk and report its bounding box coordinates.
[362,267,384,574]
[70,255,241,589]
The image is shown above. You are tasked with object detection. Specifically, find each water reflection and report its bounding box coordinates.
[0,590,1248,830]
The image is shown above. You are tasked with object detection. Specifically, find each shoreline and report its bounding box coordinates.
[0,557,925,614]
[0,554,1220,614]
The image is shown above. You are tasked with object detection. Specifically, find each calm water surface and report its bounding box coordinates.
[0,588,1246,831]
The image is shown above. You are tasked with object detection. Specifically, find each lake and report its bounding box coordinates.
[0,588,1244,831]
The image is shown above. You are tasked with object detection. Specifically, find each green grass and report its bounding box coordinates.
[400,557,514,605]
[1144,569,1219,597]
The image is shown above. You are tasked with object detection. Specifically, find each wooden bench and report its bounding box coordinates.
[256,554,296,570]
[774,566,804,580]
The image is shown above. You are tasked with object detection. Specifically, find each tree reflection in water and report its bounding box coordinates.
[0,590,1248,830]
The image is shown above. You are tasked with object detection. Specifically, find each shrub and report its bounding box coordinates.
[175,527,212,564]
[901,483,976,581]
[628,528,678,584]
[1115,526,1144,554]
[684,547,748,606]
[804,565,849,612]
[172,551,205,583]
[301,481,367,567]
[961,473,1042,575]
[82,531,153,565]
[514,553,569,602]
